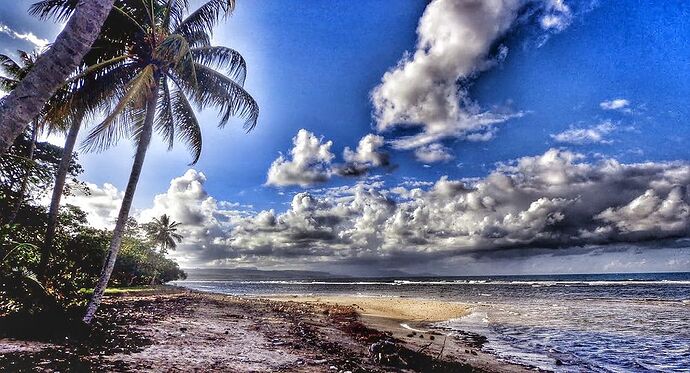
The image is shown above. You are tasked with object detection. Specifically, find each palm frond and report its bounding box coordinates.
[156,77,175,150]
[181,28,211,48]
[82,64,156,152]
[191,46,246,84]
[64,54,131,86]
[163,0,190,30]
[173,0,236,40]
[0,54,22,79]
[157,34,197,88]
[171,89,202,164]
[44,63,140,133]
[28,0,80,23]
[176,63,258,131]
[0,77,18,92]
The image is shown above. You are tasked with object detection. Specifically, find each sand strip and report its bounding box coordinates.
[267,295,469,322]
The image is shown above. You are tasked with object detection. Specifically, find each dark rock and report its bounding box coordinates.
[556,359,563,366]
[429,335,435,340]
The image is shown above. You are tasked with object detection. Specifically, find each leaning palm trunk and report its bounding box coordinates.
[83,84,159,324]
[7,122,38,224]
[38,114,84,278]
[0,0,115,154]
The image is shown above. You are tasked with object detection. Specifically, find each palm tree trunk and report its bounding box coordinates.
[7,121,38,224]
[83,84,159,324]
[38,115,83,279]
[0,0,115,154]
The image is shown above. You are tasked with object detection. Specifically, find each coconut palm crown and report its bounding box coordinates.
[145,214,184,254]
[31,0,259,164]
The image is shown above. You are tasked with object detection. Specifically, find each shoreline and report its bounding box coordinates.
[0,287,537,372]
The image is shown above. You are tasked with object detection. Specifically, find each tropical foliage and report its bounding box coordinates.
[0,136,186,318]
[0,0,256,326]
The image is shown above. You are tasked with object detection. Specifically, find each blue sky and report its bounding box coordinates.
[2,1,690,274]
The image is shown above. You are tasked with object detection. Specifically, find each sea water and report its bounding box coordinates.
[173,272,690,372]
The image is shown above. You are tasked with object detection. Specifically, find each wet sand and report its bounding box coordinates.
[267,295,469,321]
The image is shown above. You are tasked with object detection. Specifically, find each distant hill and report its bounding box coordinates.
[182,267,347,281]
[182,267,435,281]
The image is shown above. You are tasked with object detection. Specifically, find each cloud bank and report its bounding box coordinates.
[70,150,690,270]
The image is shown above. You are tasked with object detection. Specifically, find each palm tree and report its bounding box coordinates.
[33,0,258,323]
[145,214,183,254]
[0,0,116,154]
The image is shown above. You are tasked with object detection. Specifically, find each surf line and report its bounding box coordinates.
[400,323,430,333]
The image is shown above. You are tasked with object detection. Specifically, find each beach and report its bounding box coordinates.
[0,287,532,372]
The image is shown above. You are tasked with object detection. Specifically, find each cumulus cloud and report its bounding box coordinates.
[551,121,616,145]
[138,169,252,266]
[370,0,572,152]
[338,134,390,176]
[63,183,124,229]
[600,98,631,112]
[139,150,690,268]
[0,23,49,48]
[265,129,335,187]
[414,143,454,163]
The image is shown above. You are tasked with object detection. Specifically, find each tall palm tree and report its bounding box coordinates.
[31,0,259,323]
[0,0,115,154]
[145,214,183,254]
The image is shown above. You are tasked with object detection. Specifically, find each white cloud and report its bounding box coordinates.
[597,187,690,239]
[343,134,387,167]
[600,98,631,112]
[551,121,616,145]
[0,23,49,49]
[414,143,454,163]
[339,134,390,176]
[540,0,572,31]
[63,183,123,229]
[265,129,335,187]
[370,0,573,153]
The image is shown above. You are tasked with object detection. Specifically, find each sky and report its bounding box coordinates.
[2,0,690,276]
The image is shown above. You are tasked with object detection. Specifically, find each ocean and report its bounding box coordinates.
[173,272,690,372]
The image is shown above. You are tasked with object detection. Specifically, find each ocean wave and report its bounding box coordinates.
[173,279,690,287]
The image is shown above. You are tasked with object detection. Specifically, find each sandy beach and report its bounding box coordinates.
[0,288,535,372]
